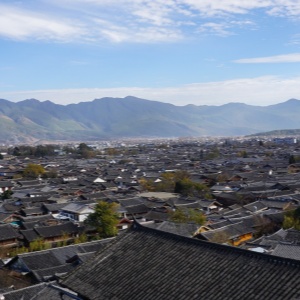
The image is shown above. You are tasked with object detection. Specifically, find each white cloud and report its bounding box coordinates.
[198,19,256,36]
[1,0,299,43]
[181,0,270,16]
[2,76,300,106]
[267,1,300,17]
[0,2,184,43]
[0,4,85,42]
[234,53,300,63]
[198,22,232,36]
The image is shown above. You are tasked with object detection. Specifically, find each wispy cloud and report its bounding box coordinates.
[0,0,299,44]
[2,76,300,106]
[198,22,232,36]
[288,33,300,45]
[0,4,85,42]
[234,53,300,63]
[198,19,256,37]
[181,1,270,16]
[267,2,300,18]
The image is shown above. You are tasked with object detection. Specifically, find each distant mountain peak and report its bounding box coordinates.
[269,98,300,108]
[23,98,40,102]
[284,98,300,103]
[0,96,299,143]
[18,98,41,105]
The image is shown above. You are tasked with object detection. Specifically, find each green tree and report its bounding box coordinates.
[78,143,91,151]
[105,147,120,155]
[174,178,193,195]
[258,140,264,146]
[169,208,187,223]
[140,171,190,193]
[63,145,76,154]
[12,147,20,156]
[1,190,13,200]
[23,163,45,179]
[174,178,209,197]
[35,145,56,157]
[188,209,206,225]
[77,143,95,159]
[216,173,229,183]
[289,154,298,164]
[74,233,88,244]
[84,201,119,238]
[199,149,204,159]
[238,150,248,158]
[139,178,156,191]
[289,155,295,164]
[169,208,206,225]
[210,231,230,244]
[206,147,220,160]
[42,169,58,179]
[283,207,300,230]
[29,237,46,251]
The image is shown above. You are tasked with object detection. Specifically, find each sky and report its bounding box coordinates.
[1,0,300,106]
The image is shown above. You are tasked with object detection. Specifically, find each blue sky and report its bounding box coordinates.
[1,0,300,106]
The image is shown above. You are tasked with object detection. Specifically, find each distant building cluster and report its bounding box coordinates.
[273,137,297,144]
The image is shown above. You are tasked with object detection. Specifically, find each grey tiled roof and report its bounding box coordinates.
[42,202,68,212]
[145,221,199,237]
[2,283,76,300]
[124,203,149,215]
[77,238,114,253]
[285,228,300,241]
[0,224,20,241]
[2,283,47,300]
[62,222,300,300]
[272,243,300,260]
[32,264,74,281]
[20,251,62,270]
[200,221,252,241]
[6,239,115,284]
[34,222,79,238]
[20,229,39,242]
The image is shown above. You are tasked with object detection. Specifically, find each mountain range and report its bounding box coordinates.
[1,96,300,143]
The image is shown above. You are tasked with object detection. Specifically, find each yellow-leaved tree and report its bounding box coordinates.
[23,163,45,179]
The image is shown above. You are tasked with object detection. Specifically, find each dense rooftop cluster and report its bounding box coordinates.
[0,137,300,298]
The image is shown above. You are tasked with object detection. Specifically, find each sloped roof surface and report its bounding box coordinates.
[34,222,79,238]
[21,251,62,270]
[2,283,76,300]
[272,244,300,260]
[0,224,19,241]
[2,283,47,300]
[62,223,300,300]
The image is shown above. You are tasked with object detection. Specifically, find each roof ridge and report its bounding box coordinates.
[17,237,115,256]
[2,282,47,295]
[132,220,300,267]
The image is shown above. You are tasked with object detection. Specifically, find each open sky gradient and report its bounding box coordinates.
[1,0,300,106]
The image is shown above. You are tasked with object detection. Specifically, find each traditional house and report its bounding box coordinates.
[0,181,14,195]
[58,202,95,222]
[62,222,300,299]
[5,239,115,283]
[33,222,80,245]
[197,220,254,246]
[0,224,20,248]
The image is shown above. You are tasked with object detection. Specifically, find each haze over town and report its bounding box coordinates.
[1,1,300,106]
